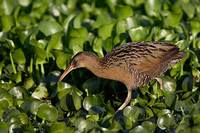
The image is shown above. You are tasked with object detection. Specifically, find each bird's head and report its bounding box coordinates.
[59,51,98,81]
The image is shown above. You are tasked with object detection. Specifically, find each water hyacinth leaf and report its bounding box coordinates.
[130,125,148,133]
[157,113,176,130]
[98,23,115,40]
[123,106,143,122]
[63,13,76,34]
[72,91,82,110]
[162,76,176,92]
[116,20,127,34]
[190,19,200,37]
[69,37,85,54]
[82,78,101,95]
[23,77,34,90]
[182,76,193,92]
[70,28,88,38]
[31,83,48,100]
[47,33,63,52]
[0,0,15,15]
[83,95,104,111]
[145,0,161,17]
[103,38,113,52]
[38,21,63,36]
[181,2,195,19]
[141,121,156,133]
[115,5,133,20]
[37,103,58,122]
[34,46,47,59]
[73,13,84,29]
[164,92,176,107]
[21,99,42,114]
[53,50,70,69]
[13,48,26,65]
[17,0,32,7]
[1,15,13,32]
[50,122,74,133]
[0,92,14,106]
[0,122,9,133]
[92,10,113,28]
[93,38,104,58]
[129,26,149,42]
[74,118,97,132]
[164,12,182,27]
[9,86,26,99]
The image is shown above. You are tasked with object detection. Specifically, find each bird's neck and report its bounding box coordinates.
[84,58,105,77]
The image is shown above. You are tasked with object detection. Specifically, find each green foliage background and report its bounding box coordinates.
[0,0,200,132]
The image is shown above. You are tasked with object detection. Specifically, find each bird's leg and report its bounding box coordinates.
[116,89,132,112]
[155,78,163,90]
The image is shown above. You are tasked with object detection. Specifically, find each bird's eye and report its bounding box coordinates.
[72,59,78,67]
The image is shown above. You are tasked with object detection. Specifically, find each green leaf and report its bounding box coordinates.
[1,15,13,32]
[17,0,32,7]
[37,103,58,122]
[70,28,88,38]
[0,122,9,133]
[129,26,149,42]
[157,113,176,130]
[98,23,115,40]
[145,0,161,17]
[38,21,63,36]
[83,95,104,111]
[93,38,104,58]
[47,33,63,52]
[162,76,177,92]
[13,48,26,65]
[190,19,200,37]
[164,12,182,27]
[116,20,127,34]
[31,83,48,100]
[50,122,74,133]
[0,0,15,15]
[115,5,133,20]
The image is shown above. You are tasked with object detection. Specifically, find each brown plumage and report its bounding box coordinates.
[59,42,185,111]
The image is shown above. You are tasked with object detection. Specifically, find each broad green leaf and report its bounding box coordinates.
[164,12,182,27]
[115,5,133,20]
[38,21,63,36]
[1,15,13,32]
[190,19,200,37]
[0,122,9,133]
[13,48,26,65]
[83,95,104,111]
[98,23,115,40]
[18,0,31,7]
[50,122,74,133]
[37,103,58,122]
[47,33,63,52]
[0,0,14,15]
[93,38,104,58]
[129,26,149,42]
[157,113,176,130]
[31,83,48,100]
[116,20,127,34]
[145,0,161,17]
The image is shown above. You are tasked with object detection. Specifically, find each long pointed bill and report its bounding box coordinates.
[59,65,74,81]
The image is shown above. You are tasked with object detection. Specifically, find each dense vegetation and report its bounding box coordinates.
[0,0,200,132]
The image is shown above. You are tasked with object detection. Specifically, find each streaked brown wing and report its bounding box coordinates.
[103,42,181,77]
[128,42,180,76]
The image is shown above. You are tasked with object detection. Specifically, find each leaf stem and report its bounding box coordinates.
[10,52,17,74]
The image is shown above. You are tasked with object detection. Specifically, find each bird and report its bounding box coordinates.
[59,42,185,112]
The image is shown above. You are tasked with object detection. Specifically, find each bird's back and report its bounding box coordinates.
[101,42,184,87]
